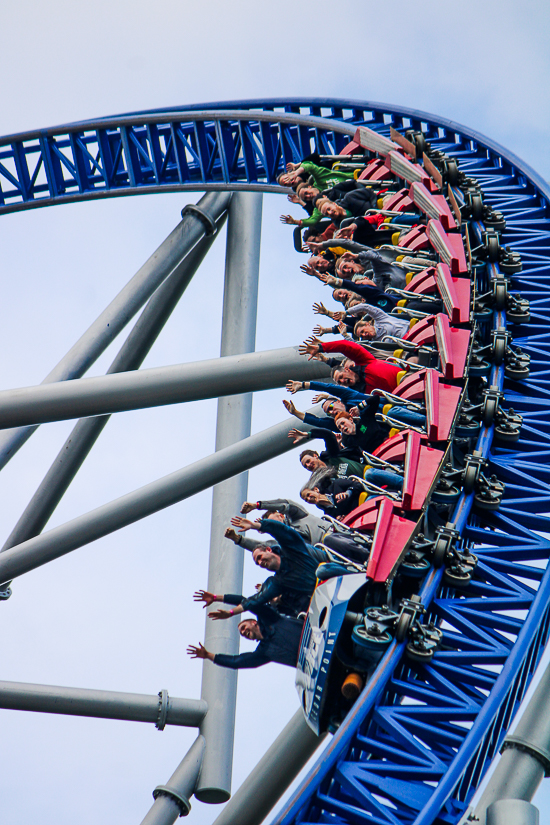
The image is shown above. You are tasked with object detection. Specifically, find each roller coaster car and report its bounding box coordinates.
[386,367,462,442]
[404,263,471,325]
[401,313,471,380]
[296,498,421,735]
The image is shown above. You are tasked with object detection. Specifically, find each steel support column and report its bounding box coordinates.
[0,680,207,728]
[195,191,262,803]
[470,659,550,825]
[140,735,205,824]
[0,190,231,471]
[0,347,330,428]
[487,800,539,825]
[211,710,324,825]
[0,404,323,584]
[2,221,226,556]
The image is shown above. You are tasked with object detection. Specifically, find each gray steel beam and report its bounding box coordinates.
[0,190,231,471]
[470,659,550,825]
[196,191,261,803]
[0,404,323,584]
[141,735,205,823]
[0,347,329,429]
[487,800,539,825]
[1,223,226,555]
[211,709,325,825]
[0,680,207,728]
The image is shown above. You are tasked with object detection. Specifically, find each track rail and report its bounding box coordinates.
[266,109,550,825]
[1,99,548,215]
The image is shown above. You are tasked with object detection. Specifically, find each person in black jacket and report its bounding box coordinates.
[187,601,303,670]
[223,516,327,617]
[301,471,365,518]
[334,400,389,457]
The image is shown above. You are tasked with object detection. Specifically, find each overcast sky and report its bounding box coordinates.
[0,2,549,824]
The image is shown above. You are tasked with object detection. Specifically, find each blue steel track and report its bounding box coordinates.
[1,100,549,825]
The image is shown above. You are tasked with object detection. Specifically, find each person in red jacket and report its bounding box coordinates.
[298,337,402,393]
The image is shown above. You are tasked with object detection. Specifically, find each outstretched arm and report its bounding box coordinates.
[230,516,263,533]
[187,642,215,662]
[308,380,369,406]
[187,642,270,670]
[319,339,376,366]
[308,426,342,457]
[283,398,306,421]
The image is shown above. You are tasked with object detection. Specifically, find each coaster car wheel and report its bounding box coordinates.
[492,334,507,365]
[473,305,493,321]
[431,485,462,504]
[455,419,482,438]
[486,234,500,263]
[462,464,479,494]
[482,397,498,428]
[444,564,473,587]
[469,359,492,377]
[395,594,423,644]
[469,193,484,220]
[405,643,435,664]
[505,362,530,381]
[352,624,393,649]
[399,554,431,577]
[445,158,459,185]
[493,281,507,312]
[395,612,413,642]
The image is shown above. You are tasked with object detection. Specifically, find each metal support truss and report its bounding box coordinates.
[197,192,262,802]
[0,189,231,471]
[211,710,325,825]
[467,657,550,823]
[0,680,207,729]
[1,216,226,556]
[0,403,323,585]
[141,736,205,824]
[0,346,330,428]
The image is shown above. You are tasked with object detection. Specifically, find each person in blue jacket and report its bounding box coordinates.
[216,516,328,618]
[284,379,426,429]
[187,601,303,670]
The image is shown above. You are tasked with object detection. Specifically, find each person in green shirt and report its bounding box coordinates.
[284,160,357,192]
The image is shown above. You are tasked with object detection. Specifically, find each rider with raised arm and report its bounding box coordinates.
[187,601,303,670]
[299,336,403,393]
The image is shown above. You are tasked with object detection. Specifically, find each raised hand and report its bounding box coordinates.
[240,501,257,514]
[335,225,355,239]
[286,380,303,394]
[312,301,329,316]
[283,398,298,417]
[230,515,261,532]
[338,321,348,335]
[312,325,330,336]
[224,527,240,543]
[280,214,300,225]
[300,263,323,280]
[306,241,322,254]
[187,642,211,660]
[298,338,321,360]
[311,392,330,404]
[193,590,219,608]
[288,428,309,444]
[208,609,234,621]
